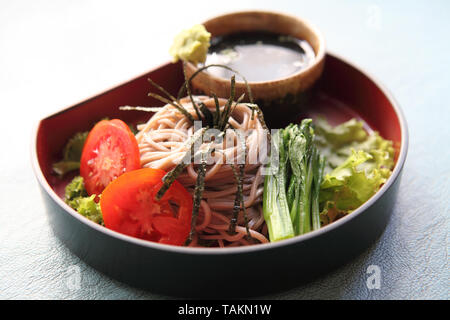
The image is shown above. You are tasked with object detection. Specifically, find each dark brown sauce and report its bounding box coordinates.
[205,31,315,82]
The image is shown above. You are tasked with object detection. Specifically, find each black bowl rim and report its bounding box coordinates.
[30,52,409,256]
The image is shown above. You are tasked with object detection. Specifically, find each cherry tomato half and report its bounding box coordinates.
[80,119,140,196]
[100,168,193,246]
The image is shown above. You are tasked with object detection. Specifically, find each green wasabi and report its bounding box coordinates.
[169,24,211,65]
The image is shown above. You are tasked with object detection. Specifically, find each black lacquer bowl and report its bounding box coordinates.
[31,53,408,298]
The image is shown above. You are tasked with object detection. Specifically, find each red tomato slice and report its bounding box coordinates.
[80,119,140,196]
[100,168,193,246]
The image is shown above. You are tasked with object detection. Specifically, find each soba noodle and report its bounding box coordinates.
[136,96,269,247]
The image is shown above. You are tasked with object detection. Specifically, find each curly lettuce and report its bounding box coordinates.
[314,118,395,225]
[52,131,88,176]
[65,176,103,225]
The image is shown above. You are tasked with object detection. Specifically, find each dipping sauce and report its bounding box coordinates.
[204,31,316,82]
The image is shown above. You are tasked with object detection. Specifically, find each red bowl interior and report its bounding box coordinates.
[35,54,403,200]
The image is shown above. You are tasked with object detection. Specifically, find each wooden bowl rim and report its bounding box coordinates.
[186,9,327,86]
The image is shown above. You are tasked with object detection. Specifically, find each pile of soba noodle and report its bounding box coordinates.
[135,96,269,247]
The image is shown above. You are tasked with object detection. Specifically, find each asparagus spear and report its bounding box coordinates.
[262,129,295,242]
[286,119,324,235]
[311,148,326,231]
[263,119,326,241]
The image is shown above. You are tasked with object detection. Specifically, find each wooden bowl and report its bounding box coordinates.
[185,10,326,102]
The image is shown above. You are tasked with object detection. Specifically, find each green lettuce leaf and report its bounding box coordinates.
[53,131,88,176]
[68,195,103,225]
[315,118,395,225]
[65,176,103,225]
[314,118,368,173]
[65,176,88,200]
